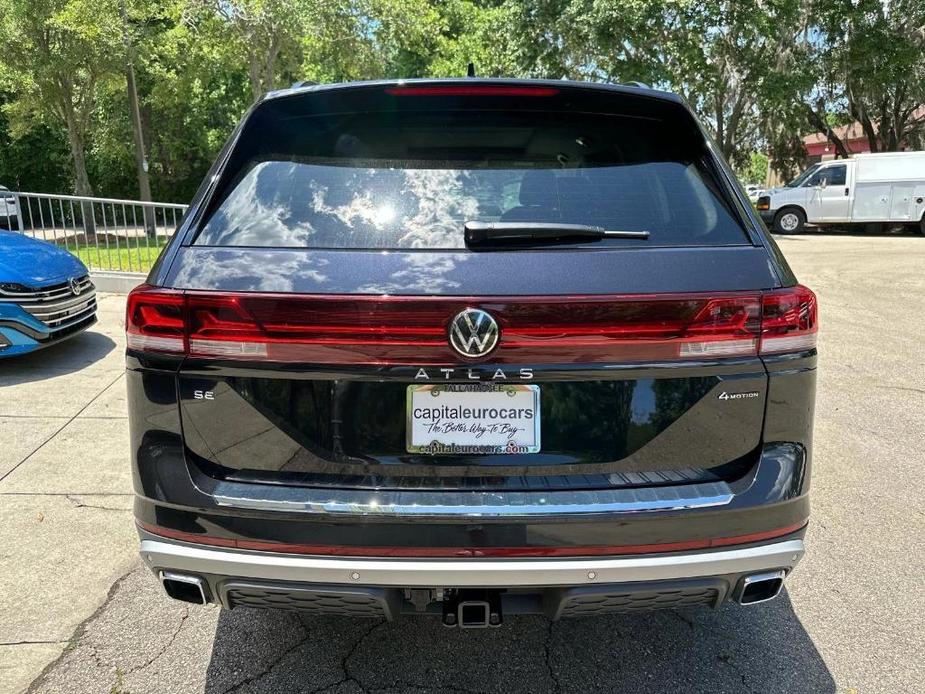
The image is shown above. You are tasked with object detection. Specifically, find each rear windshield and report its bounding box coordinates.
[195,90,749,249]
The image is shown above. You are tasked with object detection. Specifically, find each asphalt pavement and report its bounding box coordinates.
[2,231,923,693]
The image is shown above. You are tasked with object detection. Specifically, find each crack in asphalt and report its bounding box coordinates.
[64,494,129,512]
[0,640,69,646]
[717,651,760,694]
[219,619,313,694]
[877,385,925,396]
[0,491,133,497]
[0,372,124,483]
[26,567,137,694]
[124,607,190,676]
[305,618,386,694]
[369,683,489,694]
[672,610,696,630]
[340,619,387,692]
[86,644,106,673]
[544,620,561,694]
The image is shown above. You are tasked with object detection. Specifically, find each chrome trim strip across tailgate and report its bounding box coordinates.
[139,536,804,588]
[209,479,733,518]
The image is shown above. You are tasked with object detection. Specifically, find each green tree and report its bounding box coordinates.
[89,1,251,202]
[1,0,923,203]
[297,0,444,82]
[0,0,123,195]
[182,0,321,100]
[738,151,769,185]
[0,94,71,193]
[501,0,810,168]
[426,1,522,78]
[812,0,925,152]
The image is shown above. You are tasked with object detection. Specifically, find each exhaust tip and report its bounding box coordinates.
[735,570,786,605]
[160,571,208,605]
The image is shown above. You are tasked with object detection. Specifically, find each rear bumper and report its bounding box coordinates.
[140,531,803,617]
[133,440,810,554]
[141,534,803,589]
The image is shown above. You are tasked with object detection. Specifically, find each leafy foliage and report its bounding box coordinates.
[738,151,769,186]
[0,0,921,200]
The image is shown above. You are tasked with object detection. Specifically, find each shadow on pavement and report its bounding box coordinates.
[0,330,115,385]
[203,590,834,693]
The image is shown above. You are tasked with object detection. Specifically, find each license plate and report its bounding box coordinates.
[406,383,540,455]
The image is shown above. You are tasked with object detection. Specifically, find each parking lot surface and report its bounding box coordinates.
[2,233,923,693]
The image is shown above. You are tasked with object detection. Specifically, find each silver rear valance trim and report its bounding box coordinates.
[140,535,804,589]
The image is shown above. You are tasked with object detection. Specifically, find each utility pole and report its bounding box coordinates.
[121,0,155,237]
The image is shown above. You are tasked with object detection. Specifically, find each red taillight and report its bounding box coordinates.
[125,285,185,354]
[384,86,559,97]
[125,287,816,363]
[187,294,269,358]
[759,285,818,355]
[677,296,760,358]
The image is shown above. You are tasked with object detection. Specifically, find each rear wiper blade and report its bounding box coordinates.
[464,221,649,247]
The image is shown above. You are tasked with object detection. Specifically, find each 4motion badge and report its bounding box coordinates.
[718,391,760,401]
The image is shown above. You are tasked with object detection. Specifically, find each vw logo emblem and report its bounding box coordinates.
[448,308,500,358]
[68,277,82,296]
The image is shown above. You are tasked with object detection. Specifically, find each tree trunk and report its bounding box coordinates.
[248,57,264,101]
[126,62,156,238]
[848,93,880,153]
[66,126,92,197]
[121,0,155,238]
[63,111,95,236]
[805,107,850,159]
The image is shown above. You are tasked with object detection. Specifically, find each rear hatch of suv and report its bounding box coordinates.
[129,81,809,493]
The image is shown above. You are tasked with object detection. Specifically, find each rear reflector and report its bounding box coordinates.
[188,338,268,358]
[125,284,817,364]
[126,333,184,353]
[678,338,758,358]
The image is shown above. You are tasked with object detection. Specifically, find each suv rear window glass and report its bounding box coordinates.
[194,91,749,249]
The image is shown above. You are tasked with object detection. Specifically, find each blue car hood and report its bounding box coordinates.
[0,230,89,286]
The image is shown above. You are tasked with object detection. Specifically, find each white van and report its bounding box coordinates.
[757,151,925,234]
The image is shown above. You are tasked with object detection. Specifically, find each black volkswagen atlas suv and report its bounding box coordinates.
[127,79,817,627]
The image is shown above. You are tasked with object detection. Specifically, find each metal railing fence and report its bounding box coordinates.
[2,191,188,274]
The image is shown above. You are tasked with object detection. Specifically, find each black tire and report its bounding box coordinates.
[773,208,806,234]
[920,214,925,236]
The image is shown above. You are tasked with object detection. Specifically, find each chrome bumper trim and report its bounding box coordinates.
[210,479,733,517]
[140,536,804,588]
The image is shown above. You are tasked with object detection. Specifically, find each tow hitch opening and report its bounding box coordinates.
[442,590,503,628]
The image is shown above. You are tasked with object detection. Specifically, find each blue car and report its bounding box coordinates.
[0,230,97,357]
